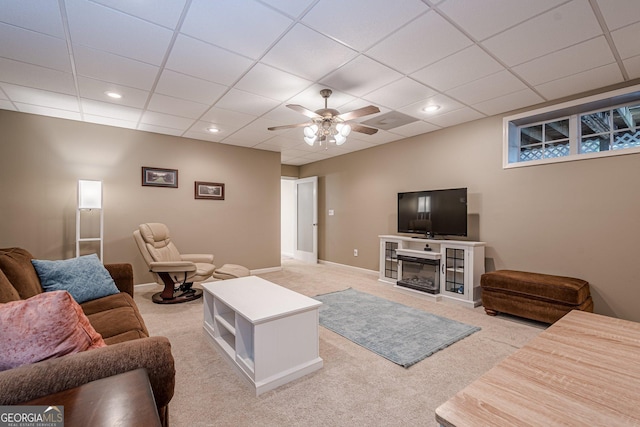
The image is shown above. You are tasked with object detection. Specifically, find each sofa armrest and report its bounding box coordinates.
[105,263,134,297]
[0,336,175,411]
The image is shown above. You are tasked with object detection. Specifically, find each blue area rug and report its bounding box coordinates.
[314,288,480,368]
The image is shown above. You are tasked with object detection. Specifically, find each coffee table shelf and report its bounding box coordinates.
[203,276,323,395]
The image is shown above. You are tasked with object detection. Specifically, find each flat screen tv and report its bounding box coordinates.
[397,188,467,237]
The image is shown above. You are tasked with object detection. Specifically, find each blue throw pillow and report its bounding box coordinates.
[31,254,119,304]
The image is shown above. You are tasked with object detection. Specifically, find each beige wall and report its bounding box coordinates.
[0,110,281,284]
[301,115,640,322]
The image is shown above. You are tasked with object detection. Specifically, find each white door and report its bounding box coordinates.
[294,176,318,263]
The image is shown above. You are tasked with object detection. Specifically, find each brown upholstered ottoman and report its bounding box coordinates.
[481,270,593,324]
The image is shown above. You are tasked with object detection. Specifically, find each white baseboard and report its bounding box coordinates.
[318,260,378,276]
[251,266,282,274]
[134,282,159,289]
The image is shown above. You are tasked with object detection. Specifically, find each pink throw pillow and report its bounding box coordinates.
[0,290,106,371]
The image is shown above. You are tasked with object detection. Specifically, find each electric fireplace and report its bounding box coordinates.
[397,254,440,294]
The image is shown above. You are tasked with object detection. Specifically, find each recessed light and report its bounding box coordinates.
[423,105,440,113]
[105,91,123,99]
[207,127,220,133]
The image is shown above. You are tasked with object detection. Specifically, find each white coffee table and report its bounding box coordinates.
[202,276,323,395]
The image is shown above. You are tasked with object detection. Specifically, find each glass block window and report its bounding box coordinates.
[504,86,640,168]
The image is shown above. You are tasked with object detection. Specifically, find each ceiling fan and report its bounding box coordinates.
[268,89,380,146]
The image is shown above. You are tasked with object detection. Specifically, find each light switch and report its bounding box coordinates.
[328,209,334,216]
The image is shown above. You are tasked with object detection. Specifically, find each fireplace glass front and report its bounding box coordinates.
[397,255,440,294]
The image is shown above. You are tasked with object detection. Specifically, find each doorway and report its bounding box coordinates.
[281,176,318,263]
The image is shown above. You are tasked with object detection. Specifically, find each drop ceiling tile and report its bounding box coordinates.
[215,89,281,117]
[261,24,358,81]
[596,0,640,31]
[250,142,281,152]
[482,0,602,66]
[234,63,312,101]
[301,151,343,162]
[0,0,65,37]
[438,0,565,40]
[513,37,615,86]
[446,70,527,105]
[181,0,293,59]
[0,57,76,94]
[155,70,227,105]
[90,0,187,29]
[73,45,159,90]
[83,114,138,129]
[225,125,274,146]
[137,123,184,137]
[256,136,302,150]
[611,22,640,59]
[364,78,438,110]
[367,11,473,74]
[81,98,142,121]
[388,120,440,137]
[398,93,464,119]
[147,93,209,119]
[77,76,149,108]
[320,56,403,97]
[534,63,624,100]
[261,103,316,126]
[65,0,173,65]
[15,103,81,121]
[624,55,640,79]
[217,135,259,148]
[165,35,254,86]
[261,0,317,17]
[0,100,17,110]
[302,0,429,51]
[473,89,544,116]
[140,111,194,130]
[349,129,401,145]
[411,45,504,92]
[286,85,357,110]
[0,23,71,72]
[2,84,80,112]
[183,124,224,142]
[200,107,256,130]
[425,107,484,128]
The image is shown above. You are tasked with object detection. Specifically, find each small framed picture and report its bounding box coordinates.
[195,182,225,200]
[142,167,178,188]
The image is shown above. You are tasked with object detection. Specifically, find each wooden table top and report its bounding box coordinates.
[436,310,640,427]
[23,368,161,427]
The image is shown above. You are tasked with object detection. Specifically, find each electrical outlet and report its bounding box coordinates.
[353,249,358,256]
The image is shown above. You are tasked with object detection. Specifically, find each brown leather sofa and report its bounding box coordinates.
[0,247,175,426]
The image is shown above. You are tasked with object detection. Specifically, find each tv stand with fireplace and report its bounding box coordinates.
[379,235,485,308]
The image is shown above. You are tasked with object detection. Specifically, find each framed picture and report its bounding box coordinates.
[142,167,178,188]
[195,181,225,200]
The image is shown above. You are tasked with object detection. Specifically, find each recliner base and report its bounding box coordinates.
[152,288,203,304]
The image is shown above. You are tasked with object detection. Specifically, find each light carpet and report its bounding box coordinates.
[134,259,546,426]
[315,288,481,367]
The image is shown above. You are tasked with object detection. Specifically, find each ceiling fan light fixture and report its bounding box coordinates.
[304,124,318,138]
[304,135,317,146]
[336,123,351,137]
[335,134,346,146]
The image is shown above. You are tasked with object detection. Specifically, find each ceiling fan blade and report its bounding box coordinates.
[286,104,322,119]
[350,123,379,135]
[268,123,309,131]
[336,105,380,121]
